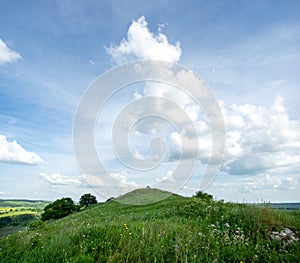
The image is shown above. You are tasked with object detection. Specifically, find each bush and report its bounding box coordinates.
[193,191,213,201]
[29,220,44,230]
[41,197,77,221]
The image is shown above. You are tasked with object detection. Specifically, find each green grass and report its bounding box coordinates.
[0,189,299,262]
[0,226,26,238]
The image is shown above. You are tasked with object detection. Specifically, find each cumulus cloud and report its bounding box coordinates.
[111,171,137,187]
[40,172,81,185]
[0,38,21,64]
[106,16,181,63]
[223,96,300,175]
[78,173,108,188]
[156,170,174,183]
[147,95,300,178]
[0,135,43,165]
[242,174,299,192]
[105,17,299,192]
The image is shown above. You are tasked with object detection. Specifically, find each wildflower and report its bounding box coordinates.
[225,223,230,228]
[123,223,128,230]
[157,233,161,237]
[129,232,132,236]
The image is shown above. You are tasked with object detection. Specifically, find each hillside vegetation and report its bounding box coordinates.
[0,189,299,262]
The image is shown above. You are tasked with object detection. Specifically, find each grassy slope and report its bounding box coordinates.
[0,189,299,263]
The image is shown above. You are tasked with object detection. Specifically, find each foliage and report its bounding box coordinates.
[29,220,44,230]
[193,190,213,201]
[41,197,77,221]
[0,190,299,262]
[79,194,97,207]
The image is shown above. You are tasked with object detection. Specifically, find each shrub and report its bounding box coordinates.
[29,220,44,230]
[193,191,213,201]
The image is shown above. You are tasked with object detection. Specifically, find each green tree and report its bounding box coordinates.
[41,197,77,221]
[79,193,97,207]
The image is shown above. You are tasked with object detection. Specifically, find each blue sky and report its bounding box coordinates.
[0,0,299,202]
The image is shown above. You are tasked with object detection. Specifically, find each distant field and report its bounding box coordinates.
[0,210,38,218]
[0,199,50,236]
[268,203,300,210]
[0,199,50,209]
[0,207,17,214]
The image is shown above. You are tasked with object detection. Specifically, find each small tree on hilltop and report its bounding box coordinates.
[79,193,97,207]
[41,197,77,221]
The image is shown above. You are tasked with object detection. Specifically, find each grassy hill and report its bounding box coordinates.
[0,189,299,262]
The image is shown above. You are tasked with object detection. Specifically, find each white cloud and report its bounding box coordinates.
[106,16,181,63]
[40,172,81,185]
[111,171,137,187]
[0,135,43,165]
[104,17,299,200]
[223,95,300,175]
[156,95,300,177]
[242,174,300,192]
[156,170,174,183]
[79,173,108,188]
[0,191,8,195]
[133,150,147,160]
[0,38,21,64]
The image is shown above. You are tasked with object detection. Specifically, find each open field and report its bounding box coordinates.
[0,189,299,262]
[0,210,38,218]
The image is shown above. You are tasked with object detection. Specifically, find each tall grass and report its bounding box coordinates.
[0,192,299,262]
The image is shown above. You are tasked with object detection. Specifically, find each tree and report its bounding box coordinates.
[41,197,77,221]
[79,193,97,207]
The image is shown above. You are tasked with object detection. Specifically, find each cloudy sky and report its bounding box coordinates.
[0,0,299,202]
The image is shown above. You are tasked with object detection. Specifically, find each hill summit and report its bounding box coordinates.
[113,187,178,205]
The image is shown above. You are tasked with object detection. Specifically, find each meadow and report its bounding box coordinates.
[0,189,299,262]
